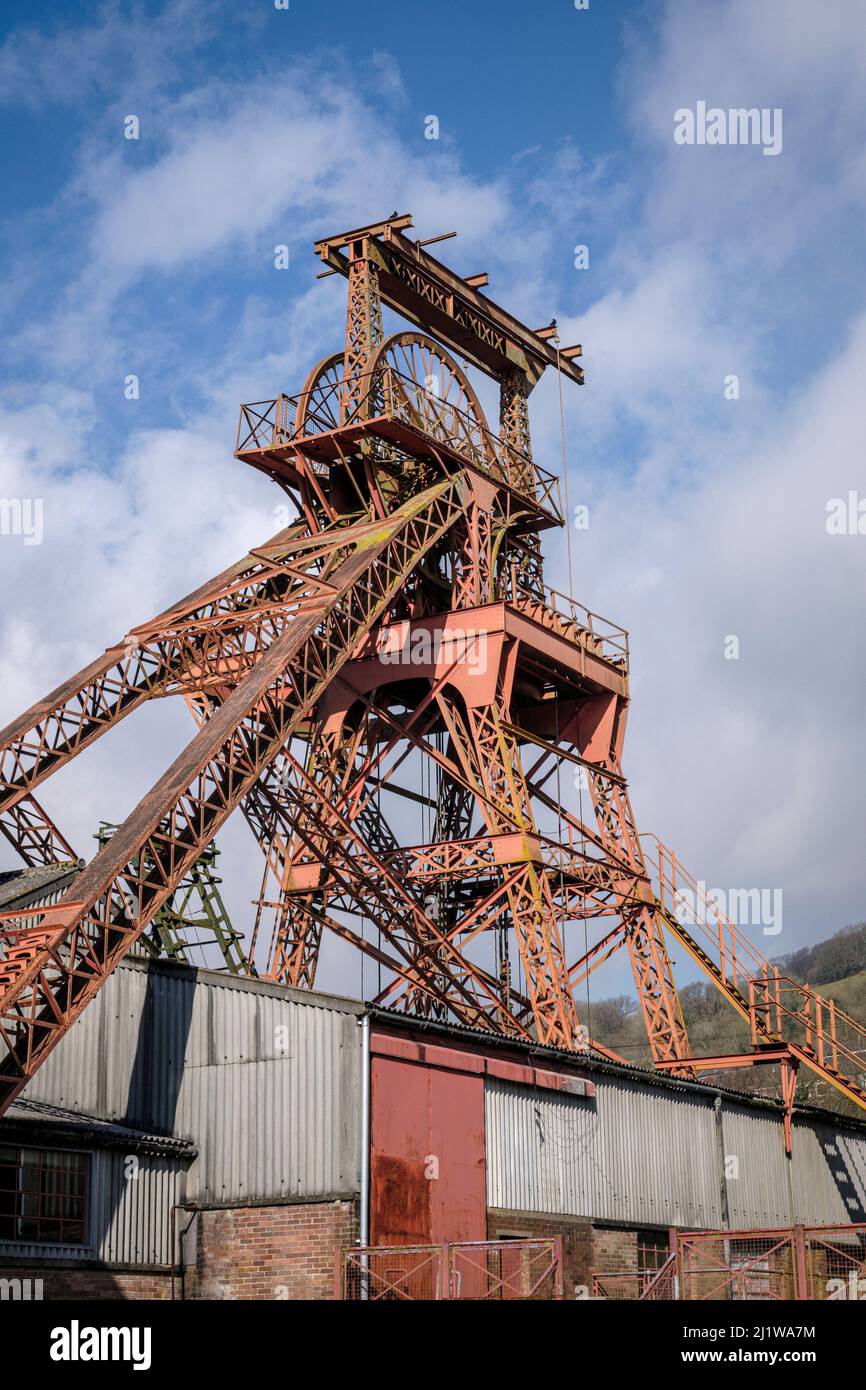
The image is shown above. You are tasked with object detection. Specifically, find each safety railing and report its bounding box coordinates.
[802,1223,866,1300]
[643,834,866,1096]
[595,1225,866,1301]
[641,1251,678,1300]
[679,1225,866,1301]
[237,373,629,671]
[236,395,295,453]
[499,564,629,666]
[678,1229,798,1301]
[591,1268,673,1300]
[235,368,562,518]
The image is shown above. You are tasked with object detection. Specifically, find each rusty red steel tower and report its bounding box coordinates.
[1,214,866,1138]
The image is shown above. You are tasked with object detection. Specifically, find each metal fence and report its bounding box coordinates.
[678,1228,799,1300]
[592,1269,669,1300]
[594,1223,866,1301]
[803,1223,866,1300]
[338,1237,564,1300]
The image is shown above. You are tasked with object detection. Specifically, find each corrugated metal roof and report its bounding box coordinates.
[1,1097,196,1158]
[0,861,79,910]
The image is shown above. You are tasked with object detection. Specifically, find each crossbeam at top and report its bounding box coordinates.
[313,212,585,390]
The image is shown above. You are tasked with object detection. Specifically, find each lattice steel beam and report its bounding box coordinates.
[0,479,467,1111]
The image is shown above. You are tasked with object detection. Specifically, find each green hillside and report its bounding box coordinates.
[775,921,866,988]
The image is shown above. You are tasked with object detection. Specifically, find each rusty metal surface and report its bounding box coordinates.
[371,1053,486,1246]
[0,482,465,1108]
[315,215,584,388]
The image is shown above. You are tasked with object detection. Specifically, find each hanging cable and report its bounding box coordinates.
[360,910,365,1002]
[555,341,576,602]
[553,338,593,1043]
[376,774,382,999]
[578,755,592,1042]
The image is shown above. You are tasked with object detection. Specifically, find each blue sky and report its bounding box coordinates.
[0,0,638,190]
[0,0,650,455]
[1,0,865,1004]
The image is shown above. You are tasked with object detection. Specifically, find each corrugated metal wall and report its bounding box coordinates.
[0,1151,183,1266]
[94,1152,184,1265]
[486,1076,866,1231]
[25,960,363,1205]
[790,1119,866,1227]
[19,961,866,1249]
[486,1076,722,1229]
[718,1102,793,1227]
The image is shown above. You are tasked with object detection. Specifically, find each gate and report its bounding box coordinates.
[593,1223,866,1300]
[338,1237,564,1300]
[678,1229,799,1300]
[803,1223,866,1300]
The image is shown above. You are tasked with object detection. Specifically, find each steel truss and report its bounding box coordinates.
[1,213,864,1129]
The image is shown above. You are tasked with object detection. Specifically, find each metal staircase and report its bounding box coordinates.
[645,835,866,1114]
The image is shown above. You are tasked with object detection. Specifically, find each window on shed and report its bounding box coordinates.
[637,1229,671,1271]
[0,1145,88,1245]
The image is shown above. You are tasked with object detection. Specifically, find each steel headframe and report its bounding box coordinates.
[1,213,863,1129]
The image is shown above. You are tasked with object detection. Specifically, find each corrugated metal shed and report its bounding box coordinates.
[486,1075,722,1229]
[0,1151,184,1266]
[24,958,364,1206]
[14,964,866,1251]
[485,1074,866,1231]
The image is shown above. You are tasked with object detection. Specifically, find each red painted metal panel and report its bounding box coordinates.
[371,1053,486,1248]
[369,1029,595,1095]
[371,1056,431,1246]
[429,1066,486,1245]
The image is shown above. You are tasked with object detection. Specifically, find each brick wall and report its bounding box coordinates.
[592,1225,638,1275]
[487,1208,593,1296]
[189,1199,358,1300]
[487,1210,667,1298]
[0,1266,171,1300]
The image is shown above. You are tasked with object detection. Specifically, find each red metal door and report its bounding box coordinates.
[370,1053,486,1248]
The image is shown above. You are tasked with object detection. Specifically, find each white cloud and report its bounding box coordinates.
[0,0,217,109]
[534,0,866,957]
[2,0,865,998]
